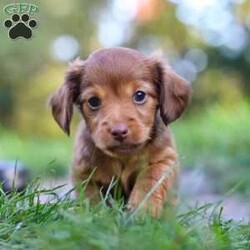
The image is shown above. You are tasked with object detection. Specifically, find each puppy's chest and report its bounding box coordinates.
[94,154,148,195]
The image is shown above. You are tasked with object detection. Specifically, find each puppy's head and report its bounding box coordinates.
[49,48,191,157]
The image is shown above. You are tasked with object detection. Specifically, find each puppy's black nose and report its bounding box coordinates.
[111,124,128,142]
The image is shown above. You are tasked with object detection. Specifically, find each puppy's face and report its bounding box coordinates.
[80,79,158,156]
[49,48,191,157]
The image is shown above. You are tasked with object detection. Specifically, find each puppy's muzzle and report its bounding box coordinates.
[110,123,128,142]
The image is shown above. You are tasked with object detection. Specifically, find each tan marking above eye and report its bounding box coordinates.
[135,81,157,98]
[128,117,136,122]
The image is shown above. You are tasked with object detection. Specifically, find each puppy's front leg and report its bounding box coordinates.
[128,152,178,217]
[72,170,102,204]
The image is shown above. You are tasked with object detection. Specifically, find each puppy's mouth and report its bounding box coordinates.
[107,143,142,154]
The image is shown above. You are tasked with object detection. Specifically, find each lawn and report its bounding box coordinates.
[0,182,249,250]
[0,130,73,177]
[0,101,250,249]
[1,101,250,194]
[173,101,250,195]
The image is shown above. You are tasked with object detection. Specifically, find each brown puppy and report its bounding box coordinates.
[50,47,191,217]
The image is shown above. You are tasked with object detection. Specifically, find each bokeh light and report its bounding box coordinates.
[51,35,80,62]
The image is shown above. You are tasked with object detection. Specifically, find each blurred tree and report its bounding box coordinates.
[125,0,250,110]
[0,0,250,135]
[0,0,104,130]
[129,0,193,51]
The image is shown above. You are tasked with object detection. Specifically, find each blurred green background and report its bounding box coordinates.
[0,0,250,196]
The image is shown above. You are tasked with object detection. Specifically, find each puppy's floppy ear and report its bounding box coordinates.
[49,58,85,135]
[151,58,192,125]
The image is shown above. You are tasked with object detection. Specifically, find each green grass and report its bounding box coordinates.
[0,183,249,250]
[0,130,73,176]
[173,101,250,167]
[0,101,250,194]
[0,102,250,249]
[172,101,250,195]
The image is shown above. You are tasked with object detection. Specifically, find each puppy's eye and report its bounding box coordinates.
[133,91,147,104]
[87,97,101,110]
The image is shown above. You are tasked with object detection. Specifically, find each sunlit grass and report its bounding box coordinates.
[173,101,250,165]
[0,182,249,250]
[0,101,250,194]
[0,101,250,249]
[0,129,73,176]
[172,100,250,194]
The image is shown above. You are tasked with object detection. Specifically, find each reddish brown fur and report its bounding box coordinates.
[49,47,191,217]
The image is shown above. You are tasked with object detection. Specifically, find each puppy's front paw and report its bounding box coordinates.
[127,190,163,218]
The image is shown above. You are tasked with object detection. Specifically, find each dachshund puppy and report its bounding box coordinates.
[50,47,191,217]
